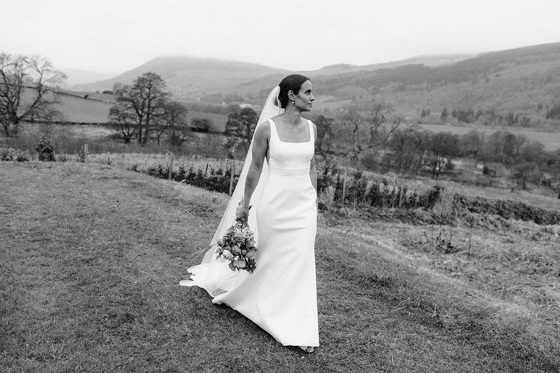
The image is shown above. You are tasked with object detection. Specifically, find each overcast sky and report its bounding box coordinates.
[2,0,560,74]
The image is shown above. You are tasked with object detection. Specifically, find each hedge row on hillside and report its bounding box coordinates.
[136,163,444,210]
[135,163,559,226]
[138,164,237,194]
[317,171,443,210]
[453,195,560,225]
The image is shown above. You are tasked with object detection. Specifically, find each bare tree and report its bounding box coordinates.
[387,125,428,174]
[110,72,170,146]
[338,103,363,164]
[336,99,401,168]
[224,107,258,156]
[109,105,137,143]
[364,100,401,148]
[314,114,335,163]
[161,101,192,148]
[0,52,65,136]
[428,132,460,179]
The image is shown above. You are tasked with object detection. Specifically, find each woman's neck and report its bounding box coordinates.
[282,106,303,126]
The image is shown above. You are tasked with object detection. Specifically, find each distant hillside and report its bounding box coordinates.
[76,56,288,100]
[62,43,560,131]
[305,54,476,76]
[60,69,117,88]
[213,54,477,103]
[303,42,560,125]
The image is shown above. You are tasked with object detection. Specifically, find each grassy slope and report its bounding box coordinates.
[1,162,558,372]
[54,93,229,132]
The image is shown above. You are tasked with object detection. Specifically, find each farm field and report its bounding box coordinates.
[1,161,559,372]
[57,95,114,124]
[48,92,560,150]
[52,93,229,132]
[420,123,560,151]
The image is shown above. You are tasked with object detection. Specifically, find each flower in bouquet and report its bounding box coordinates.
[216,220,257,273]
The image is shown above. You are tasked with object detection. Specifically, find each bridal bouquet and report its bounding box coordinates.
[216,220,257,273]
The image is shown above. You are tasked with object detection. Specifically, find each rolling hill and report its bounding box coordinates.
[60,68,117,87]
[304,42,560,119]
[75,56,288,100]
[63,42,560,131]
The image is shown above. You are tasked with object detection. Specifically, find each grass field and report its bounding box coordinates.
[47,92,560,151]
[420,123,560,151]
[54,93,229,132]
[1,161,559,372]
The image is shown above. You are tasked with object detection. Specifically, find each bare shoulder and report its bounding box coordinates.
[254,120,271,141]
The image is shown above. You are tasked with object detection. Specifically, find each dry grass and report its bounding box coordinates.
[1,161,559,372]
[2,122,231,161]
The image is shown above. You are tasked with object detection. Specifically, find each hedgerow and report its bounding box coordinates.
[134,162,559,227]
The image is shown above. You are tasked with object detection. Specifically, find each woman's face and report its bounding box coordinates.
[291,80,314,112]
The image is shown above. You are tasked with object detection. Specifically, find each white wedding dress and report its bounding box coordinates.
[182,118,319,347]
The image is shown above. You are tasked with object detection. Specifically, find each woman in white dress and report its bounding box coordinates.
[181,75,318,352]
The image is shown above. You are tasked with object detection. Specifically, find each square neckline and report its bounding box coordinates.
[269,119,312,144]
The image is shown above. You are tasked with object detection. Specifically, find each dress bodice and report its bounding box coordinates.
[268,119,314,174]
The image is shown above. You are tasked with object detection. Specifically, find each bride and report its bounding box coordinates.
[181,74,319,353]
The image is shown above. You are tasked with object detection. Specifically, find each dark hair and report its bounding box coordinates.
[278,74,310,109]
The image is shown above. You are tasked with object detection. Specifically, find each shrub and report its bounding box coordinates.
[77,145,88,163]
[1,145,15,161]
[34,137,56,162]
[134,162,235,195]
[15,151,30,162]
[57,155,69,162]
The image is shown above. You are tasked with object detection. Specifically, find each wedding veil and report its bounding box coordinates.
[199,86,283,263]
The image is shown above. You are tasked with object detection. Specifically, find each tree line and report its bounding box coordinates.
[0,52,66,136]
[217,93,560,192]
[2,54,558,194]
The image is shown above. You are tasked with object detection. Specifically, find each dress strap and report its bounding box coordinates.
[268,119,279,141]
[307,120,315,144]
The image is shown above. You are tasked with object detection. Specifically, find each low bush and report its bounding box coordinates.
[1,146,30,162]
[15,151,30,162]
[34,137,56,162]
[1,145,15,161]
[453,194,560,225]
[138,163,235,194]
[317,169,443,210]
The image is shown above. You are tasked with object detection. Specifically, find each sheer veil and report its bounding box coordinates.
[199,86,283,264]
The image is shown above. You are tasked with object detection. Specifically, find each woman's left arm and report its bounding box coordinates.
[310,122,318,193]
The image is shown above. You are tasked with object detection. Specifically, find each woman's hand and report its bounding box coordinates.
[236,201,251,222]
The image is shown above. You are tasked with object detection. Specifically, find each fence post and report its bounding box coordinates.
[229,161,235,196]
[83,144,88,162]
[168,154,174,180]
[342,170,348,205]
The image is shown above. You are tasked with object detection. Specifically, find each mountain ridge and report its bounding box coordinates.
[72,53,477,96]
[74,56,288,99]
[67,42,560,130]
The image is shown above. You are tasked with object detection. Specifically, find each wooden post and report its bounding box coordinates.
[342,170,348,204]
[229,161,235,196]
[83,144,88,162]
[168,154,174,180]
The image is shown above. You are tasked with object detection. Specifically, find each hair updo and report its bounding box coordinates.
[277,74,310,109]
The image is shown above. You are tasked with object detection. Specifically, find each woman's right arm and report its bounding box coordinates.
[236,121,270,220]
